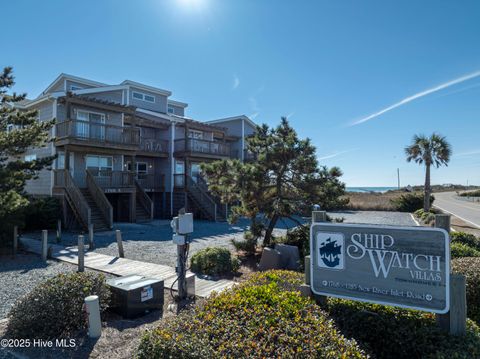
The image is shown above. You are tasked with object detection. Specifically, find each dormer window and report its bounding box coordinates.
[133,91,155,103]
[70,85,83,91]
[167,106,174,114]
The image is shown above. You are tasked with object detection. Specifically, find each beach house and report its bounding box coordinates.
[15,74,256,230]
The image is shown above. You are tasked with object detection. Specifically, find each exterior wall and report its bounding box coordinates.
[24,100,56,195]
[129,87,168,113]
[168,104,185,117]
[69,105,123,126]
[65,80,97,92]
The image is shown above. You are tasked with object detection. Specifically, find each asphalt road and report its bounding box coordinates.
[433,191,480,229]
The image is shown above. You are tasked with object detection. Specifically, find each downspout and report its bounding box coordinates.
[170,122,176,217]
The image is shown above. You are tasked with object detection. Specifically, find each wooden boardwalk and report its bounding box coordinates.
[20,237,235,298]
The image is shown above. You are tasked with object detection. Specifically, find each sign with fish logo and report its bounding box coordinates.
[310,223,450,314]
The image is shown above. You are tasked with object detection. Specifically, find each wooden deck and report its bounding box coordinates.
[19,237,235,298]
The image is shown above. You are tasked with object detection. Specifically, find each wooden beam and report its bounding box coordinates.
[62,95,136,115]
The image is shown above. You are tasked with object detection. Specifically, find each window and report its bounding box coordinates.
[70,85,83,91]
[167,106,175,114]
[24,154,37,162]
[6,124,15,133]
[132,91,155,103]
[126,162,148,179]
[188,130,203,139]
[175,160,185,174]
[86,155,113,174]
[76,110,106,140]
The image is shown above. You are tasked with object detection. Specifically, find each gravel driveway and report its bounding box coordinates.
[0,254,77,319]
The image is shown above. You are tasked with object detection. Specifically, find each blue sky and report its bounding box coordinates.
[3,0,480,186]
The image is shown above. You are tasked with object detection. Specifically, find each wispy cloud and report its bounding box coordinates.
[317,150,353,161]
[249,96,260,119]
[286,112,295,119]
[454,149,480,157]
[350,70,480,126]
[232,74,240,90]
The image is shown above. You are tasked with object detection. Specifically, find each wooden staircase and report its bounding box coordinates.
[80,189,110,231]
[136,197,151,222]
[186,176,226,221]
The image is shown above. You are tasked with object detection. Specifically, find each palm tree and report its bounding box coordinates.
[405,133,451,212]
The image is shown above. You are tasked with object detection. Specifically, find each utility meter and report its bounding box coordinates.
[177,213,193,234]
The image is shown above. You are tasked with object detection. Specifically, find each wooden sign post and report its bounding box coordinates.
[435,214,467,335]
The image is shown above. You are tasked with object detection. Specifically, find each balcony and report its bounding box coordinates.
[56,119,140,150]
[136,173,165,192]
[139,137,169,156]
[174,138,231,158]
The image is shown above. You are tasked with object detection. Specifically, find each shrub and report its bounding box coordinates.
[414,209,436,224]
[326,298,480,359]
[451,242,480,258]
[391,192,434,212]
[231,230,257,254]
[451,232,480,251]
[190,247,239,276]
[6,272,110,339]
[460,190,480,197]
[452,257,480,323]
[23,196,61,230]
[137,270,366,359]
[275,224,310,265]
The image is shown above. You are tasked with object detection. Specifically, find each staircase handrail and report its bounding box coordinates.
[187,175,217,221]
[135,178,154,220]
[86,169,113,229]
[62,169,91,229]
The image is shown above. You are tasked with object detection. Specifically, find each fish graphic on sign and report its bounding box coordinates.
[316,233,345,270]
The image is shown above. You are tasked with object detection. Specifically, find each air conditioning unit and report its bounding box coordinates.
[107,275,164,319]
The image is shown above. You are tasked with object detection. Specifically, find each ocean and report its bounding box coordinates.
[346,187,398,193]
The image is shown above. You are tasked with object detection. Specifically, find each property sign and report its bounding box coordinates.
[310,223,450,313]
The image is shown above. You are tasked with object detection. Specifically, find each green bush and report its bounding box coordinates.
[451,242,480,258]
[451,232,480,251]
[231,230,257,254]
[137,270,366,359]
[326,298,480,359]
[391,192,434,212]
[452,257,480,323]
[460,190,480,197]
[23,196,61,230]
[190,247,239,276]
[6,272,110,339]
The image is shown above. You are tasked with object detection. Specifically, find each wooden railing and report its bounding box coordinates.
[137,174,165,191]
[174,138,231,157]
[56,119,140,146]
[187,175,217,221]
[135,179,154,221]
[86,170,113,229]
[87,169,134,188]
[54,169,91,229]
[139,138,169,154]
[197,176,227,220]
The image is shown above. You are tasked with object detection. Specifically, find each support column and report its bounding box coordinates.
[130,155,137,223]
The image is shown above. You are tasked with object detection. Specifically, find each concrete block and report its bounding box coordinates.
[274,243,300,270]
[258,247,283,271]
[299,284,312,297]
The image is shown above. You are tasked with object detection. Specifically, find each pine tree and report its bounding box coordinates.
[0,67,55,245]
[202,117,347,247]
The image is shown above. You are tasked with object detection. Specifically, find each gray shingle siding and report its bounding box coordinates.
[129,88,167,113]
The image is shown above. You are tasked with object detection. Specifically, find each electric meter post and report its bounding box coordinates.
[171,209,194,300]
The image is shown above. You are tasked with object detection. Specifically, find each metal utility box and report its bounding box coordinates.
[107,275,164,319]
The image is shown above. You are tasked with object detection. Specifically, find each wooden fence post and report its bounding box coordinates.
[41,230,48,261]
[56,219,62,243]
[435,213,467,335]
[88,224,95,250]
[78,235,85,272]
[116,230,124,258]
[13,226,18,256]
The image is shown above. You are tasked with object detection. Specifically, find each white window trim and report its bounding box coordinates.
[132,91,155,103]
[167,106,175,114]
[85,155,113,172]
[76,109,106,122]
